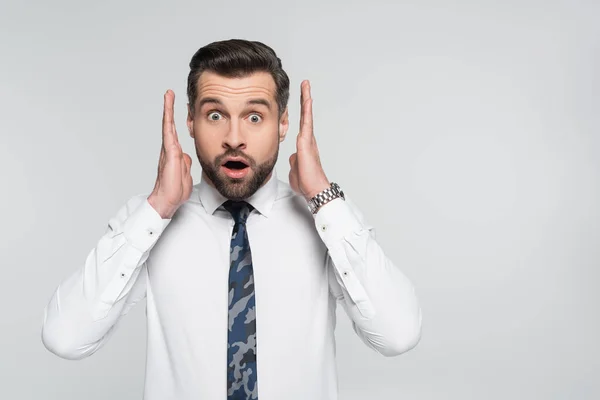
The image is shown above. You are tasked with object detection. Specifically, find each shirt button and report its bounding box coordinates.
[342,271,349,277]
[147,228,154,236]
[320,225,327,232]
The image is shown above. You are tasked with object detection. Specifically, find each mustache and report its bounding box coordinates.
[215,150,256,167]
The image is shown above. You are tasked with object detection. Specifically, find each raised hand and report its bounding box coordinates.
[288,80,330,201]
[148,90,193,219]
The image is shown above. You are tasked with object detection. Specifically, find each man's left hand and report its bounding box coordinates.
[289,80,330,202]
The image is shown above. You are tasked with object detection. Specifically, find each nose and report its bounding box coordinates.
[223,119,246,150]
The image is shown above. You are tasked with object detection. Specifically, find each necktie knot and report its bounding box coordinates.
[223,200,253,225]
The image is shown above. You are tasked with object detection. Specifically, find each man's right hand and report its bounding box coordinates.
[148,90,193,219]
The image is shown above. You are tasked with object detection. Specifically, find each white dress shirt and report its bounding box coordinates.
[41,170,421,400]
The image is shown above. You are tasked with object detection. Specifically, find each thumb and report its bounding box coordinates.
[183,153,193,172]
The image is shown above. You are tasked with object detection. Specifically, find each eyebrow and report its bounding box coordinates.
[246,98,272,110]
[197,97,272,111]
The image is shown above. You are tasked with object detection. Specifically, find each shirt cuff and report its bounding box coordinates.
[313,198,363,247]
[122,199,171,252]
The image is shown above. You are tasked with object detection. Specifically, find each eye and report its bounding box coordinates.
[249,114,262,123]
[208,112,223,121]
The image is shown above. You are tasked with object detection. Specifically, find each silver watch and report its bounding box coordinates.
[308,182,345,214]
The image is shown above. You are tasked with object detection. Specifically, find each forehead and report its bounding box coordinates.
[196,71,277,105]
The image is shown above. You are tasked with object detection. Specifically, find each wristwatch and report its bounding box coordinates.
[308,182,345,214]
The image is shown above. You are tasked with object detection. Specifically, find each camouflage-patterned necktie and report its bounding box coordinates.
[223,200,258,399]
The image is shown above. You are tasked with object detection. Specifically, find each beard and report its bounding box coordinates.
[198,145,279,202]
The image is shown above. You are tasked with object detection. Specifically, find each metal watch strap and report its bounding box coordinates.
[308,182,345,214]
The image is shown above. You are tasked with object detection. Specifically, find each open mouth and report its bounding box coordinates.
[221,158,250,179]
[223,160,249,170]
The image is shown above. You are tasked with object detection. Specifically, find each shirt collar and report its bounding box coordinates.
[196,168,279,218]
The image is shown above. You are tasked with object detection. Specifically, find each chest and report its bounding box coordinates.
[144,206,330,328]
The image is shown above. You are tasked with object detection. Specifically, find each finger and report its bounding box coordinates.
[180,152,188,179]
[288,153,299,192]
[299,81,306,129]
[183,153,192,175]
[302,99,313,138]
[170,92,181,147]
[162,90,173,142]
[289,172,299,193]
[162,90,179,150]
[289,170,299,193]
[159,145,165,167]
[300,81,313,138]
[289,153,297,168]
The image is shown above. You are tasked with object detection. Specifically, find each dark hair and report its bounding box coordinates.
[187,39,290,118]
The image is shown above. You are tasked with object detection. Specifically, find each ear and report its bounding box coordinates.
[186,103,194,138]
[278,107,289,143]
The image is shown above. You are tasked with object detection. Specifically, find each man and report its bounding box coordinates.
[41,39,422,400]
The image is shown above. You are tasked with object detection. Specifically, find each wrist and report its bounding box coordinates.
[305,181,331,202]
[147,194,177,219]
[307,182,345,215]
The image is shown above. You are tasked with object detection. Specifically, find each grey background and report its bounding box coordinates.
[1,0,599,398]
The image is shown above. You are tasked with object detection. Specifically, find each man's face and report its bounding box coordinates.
[187,71,289,201]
